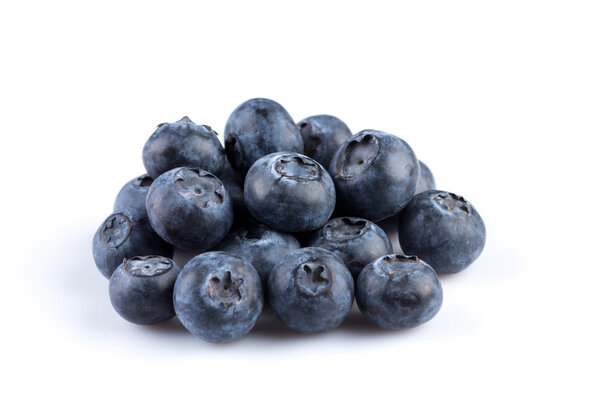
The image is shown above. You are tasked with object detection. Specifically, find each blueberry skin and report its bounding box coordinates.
[397,190,486,274]
[218,161,250,227]
[146,167,233,251]
[244,152,336,232]
[224,98,304,174]
[109,255,182,325]
[113,174,154,214]
[308,217,393,279]
[173,251,263,342]
[297,115,352,169]
[415,160,436,194]
[218,220,301,288]
[329,130,419,221]
[142,116,227,179]
[268,247,354,333]
[92,208,174,279]
[356,255,443,330]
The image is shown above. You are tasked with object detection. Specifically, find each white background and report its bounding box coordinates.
[1,1,599,399]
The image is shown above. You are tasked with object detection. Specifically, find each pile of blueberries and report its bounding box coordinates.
[92,98,486,342]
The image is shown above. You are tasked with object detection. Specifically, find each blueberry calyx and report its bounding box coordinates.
[125,255,173,277]
[174,168,224,208]
[208,270,244,305]
[336,133,380,178]
[434,192,472,215]
[295,263,331,296]
[100,213,132,248]
[274,155,320,181]
[324,217,367,241]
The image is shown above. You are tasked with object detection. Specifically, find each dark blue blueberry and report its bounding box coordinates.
[142,116,226,179]
[415,160,436,194]
[218,220,300,288]
[268,247,354,333]
[297,115,352,169]
[224,98,303,174]
[173,251,263,342]
[397,190,486,274]
[222,179,251,228]
[244,152,335,232]
[356,255,443,329]
[92,208,173,279]
[113,174,154,214]
[329,130,419,221]
[146,167,233,251]
[218,161,250,227]
[308,217,393,279]
[109,255,182,325]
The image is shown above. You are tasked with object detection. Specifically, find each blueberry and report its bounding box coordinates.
[142,116,226,179]
[244,152,336,232]
[224,98,303,174]
[329,130,419,221]
[308,217,393,279]
[146,167,233,251]
[109,255,182,325]
[221,179,251,228]
[218,220,300,288]
[268,247,354,333]
[218,161,250,227]
[356,255,443,329]
[173,251,263,342]
[113,174,154,215]
[297,115,352,169]
[397,190,486,274]
[415,160,436,194]
[92,208,173,278]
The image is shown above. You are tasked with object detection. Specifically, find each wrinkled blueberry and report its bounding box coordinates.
[218,220,300,288]
[224,98,303,174]
[297,115,352,169]
[146,167,233,251]
[142,116,226,179]
[415,160,436,194]
[356,255,443,329]
[268,247,354,333]
[397,190,486,274]
[173,251,263,342]
[113,173,154,215]
[329,130,419,221]
[92,208,173,278]
[244,152,336,232]
[109,255,182,325]
[308,217,393,279]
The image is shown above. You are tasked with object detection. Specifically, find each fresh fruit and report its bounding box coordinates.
[297,114,352,169]
[356,255,443,329]
[109,255,182,325]
[308,216,393,279]
[173,251,263,342]
[146,167,233,251]
[329,130,419,221]
[397,190,486,274]
[268,247,354,333]
[244,152,335,232]
[142,116,226,179]
[92,208,173,278]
